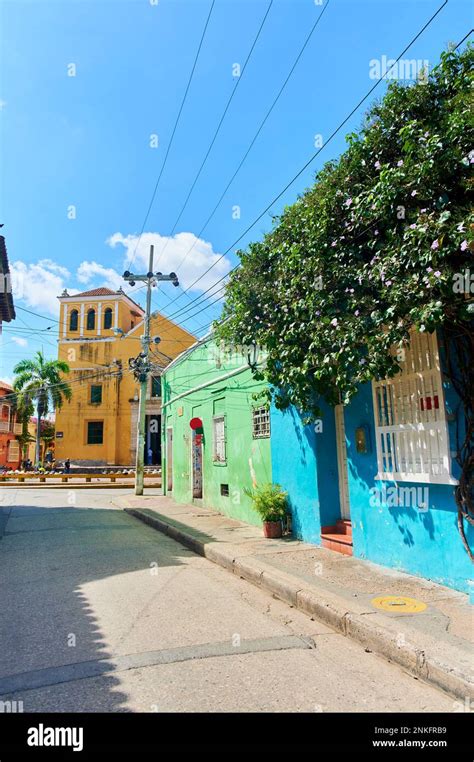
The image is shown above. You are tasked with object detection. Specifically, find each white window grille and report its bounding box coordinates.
[212,415,226,463]
[252,406,270,438]
[7,440,19,462]
[372,330,454,484]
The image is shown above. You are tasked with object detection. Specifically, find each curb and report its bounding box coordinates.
[124,506,473,702]
[0,482,161,490]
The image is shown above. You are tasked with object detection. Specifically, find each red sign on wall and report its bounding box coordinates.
[190,417,203,430]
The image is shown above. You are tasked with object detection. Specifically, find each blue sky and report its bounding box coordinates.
[1,0,472,380]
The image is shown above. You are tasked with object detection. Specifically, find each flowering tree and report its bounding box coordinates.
[217,46,473,556]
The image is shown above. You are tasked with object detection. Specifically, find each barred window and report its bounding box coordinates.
[372,329,453,484]
[252,406,270,438]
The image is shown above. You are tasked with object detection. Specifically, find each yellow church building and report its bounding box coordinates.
[54,286,196,466]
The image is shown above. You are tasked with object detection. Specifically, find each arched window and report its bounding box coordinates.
[69,309,78,331]
[86,308,96,330]
[1,405,9,420]
[103,307,113,329]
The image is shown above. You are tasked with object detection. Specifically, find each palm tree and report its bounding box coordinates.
[13,351,72,467]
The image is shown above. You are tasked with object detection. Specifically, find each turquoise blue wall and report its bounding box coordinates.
[271,378,473,594]
[343,382,473,593]
[270,401,341,544]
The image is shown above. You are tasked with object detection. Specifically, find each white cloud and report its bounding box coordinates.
[0,100,7,111]
[36,258,70,278]
[107,231,231,293]
[76,261,123,290]
[10,259,71,316]
[8,229,230,324]
[11,336,28,347]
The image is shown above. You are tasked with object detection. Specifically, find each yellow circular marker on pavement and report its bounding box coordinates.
[371,595,427,613]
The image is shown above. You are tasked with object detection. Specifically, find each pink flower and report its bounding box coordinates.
[434,271,441,278]
[374,160,381,170]
[460,240,468,251]
[411,190,417,197]
[431,240,439,250]
[345,198,353,207]
[331,241,337,247]
[354,310,360,316]
[331,318,338,327]
[410,224,416,229]
[397,160,404,167]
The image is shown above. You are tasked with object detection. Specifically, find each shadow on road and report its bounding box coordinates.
[0,494,187,712]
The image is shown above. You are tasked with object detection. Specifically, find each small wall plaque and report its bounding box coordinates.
[355,425,369,454]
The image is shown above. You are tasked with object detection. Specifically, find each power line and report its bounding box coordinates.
[154,0,449,326]
[155,0,275,267]
[125,0,217,272]
[167,0,331,290]
[0,367,127,404]
[15,305,60,324]
[2,326,58,334]
[454,28,473,49]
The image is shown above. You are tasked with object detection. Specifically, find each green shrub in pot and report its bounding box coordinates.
[244,483,288,523]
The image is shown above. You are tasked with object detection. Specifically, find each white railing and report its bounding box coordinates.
[372,331,454,484]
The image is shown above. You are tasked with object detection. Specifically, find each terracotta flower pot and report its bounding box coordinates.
[262,520,282,539]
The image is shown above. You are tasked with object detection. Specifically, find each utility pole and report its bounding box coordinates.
[123,247,179,495]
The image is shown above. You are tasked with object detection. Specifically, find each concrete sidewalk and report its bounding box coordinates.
[113,493,473,702]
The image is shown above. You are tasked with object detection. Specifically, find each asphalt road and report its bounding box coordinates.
[0,488,457,713]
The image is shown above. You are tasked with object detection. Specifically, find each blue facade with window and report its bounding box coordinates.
[271,332,473,594]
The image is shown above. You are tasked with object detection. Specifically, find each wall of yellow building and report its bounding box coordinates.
[55,290,196,465]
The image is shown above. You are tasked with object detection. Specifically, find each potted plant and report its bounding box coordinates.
[245,483,288,538]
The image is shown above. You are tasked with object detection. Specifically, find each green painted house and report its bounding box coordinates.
[161,335,271,526]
